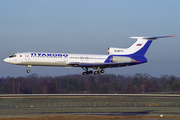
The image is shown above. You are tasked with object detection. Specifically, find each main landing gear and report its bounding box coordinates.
[82,70,93,75]
[26,65,31,73]
[94,69,104,75]
[82,67,105,75]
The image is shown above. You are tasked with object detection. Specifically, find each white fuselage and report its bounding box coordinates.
[4,52,108,67]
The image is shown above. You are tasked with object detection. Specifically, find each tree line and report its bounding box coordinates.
[0,73,180,94]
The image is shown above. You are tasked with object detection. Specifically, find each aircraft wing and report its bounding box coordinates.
[69,62,137,69]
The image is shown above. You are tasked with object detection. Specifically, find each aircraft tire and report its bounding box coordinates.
[94,71,98,75]
[83,72,86,75]
[26,69,30,73]
[101,70,105,73]
[89,71,93,74]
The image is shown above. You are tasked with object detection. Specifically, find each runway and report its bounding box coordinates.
[1,94,180,119]
[1,93,180,97]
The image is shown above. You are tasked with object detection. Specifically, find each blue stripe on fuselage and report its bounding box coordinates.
[104,40,153,65]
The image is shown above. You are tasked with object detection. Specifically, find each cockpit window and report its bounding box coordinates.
[9,54,16,58]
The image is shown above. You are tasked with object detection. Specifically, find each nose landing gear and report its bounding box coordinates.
[26,65,31,73]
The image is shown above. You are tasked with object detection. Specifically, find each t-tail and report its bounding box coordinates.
[106,36,174,64]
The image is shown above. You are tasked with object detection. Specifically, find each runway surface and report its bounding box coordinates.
[1,94,180,119]
[1,93,180,97]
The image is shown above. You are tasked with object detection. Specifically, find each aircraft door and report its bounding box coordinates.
[25,53,30,61]
[63,54,68,62]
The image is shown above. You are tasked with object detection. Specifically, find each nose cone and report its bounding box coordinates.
[4,57,19,64]
[4,58,9,63]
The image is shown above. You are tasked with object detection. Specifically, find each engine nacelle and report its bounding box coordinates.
[111,56,135,63]
[108,47,125,55]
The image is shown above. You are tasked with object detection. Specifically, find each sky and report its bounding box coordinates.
[0,0,180,78]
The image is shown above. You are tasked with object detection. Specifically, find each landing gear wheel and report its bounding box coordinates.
[26,69,30,73]
[94,71,98,75]
[83,70,93,75]
[89,70,93,74]
[101,70,105,73]
[97,70,101,74]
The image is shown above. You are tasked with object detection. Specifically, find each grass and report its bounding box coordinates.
[1,96,180,108]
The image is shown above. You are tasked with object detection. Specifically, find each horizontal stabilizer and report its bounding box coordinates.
[130,35,174,40]
[142,36,174,40]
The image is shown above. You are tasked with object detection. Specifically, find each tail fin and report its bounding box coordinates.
[108,36,174,56]
[105,36,174,63]
[128,36,174,62]
[129,36,174,56]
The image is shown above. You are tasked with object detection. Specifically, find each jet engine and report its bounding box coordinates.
[111,56,135,63]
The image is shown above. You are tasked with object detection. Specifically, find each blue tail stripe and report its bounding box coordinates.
[131,40,152,61]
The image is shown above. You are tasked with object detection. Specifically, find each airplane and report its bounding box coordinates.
[4,36,174,75]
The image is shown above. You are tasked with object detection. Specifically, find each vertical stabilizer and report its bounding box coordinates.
[106,36,174,63]
[129,36,174,57]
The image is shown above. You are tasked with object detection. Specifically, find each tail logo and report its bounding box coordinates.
[136,44,142,46]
